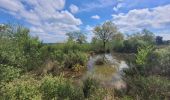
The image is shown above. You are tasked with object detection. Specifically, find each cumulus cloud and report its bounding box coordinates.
[91,15,100,19]
[85,25,95,42]
[0,0,82,43]
[112,4,170,33]
[80,0,117,12]
[113,3,123,12]
[69,4,79,14]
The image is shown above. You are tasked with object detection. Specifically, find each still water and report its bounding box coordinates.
[86,54,128,89]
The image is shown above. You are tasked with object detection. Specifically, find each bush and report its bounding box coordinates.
[135,45,153,65]
[112,40,124,52]
[0,75,41,100]
[0,25,43,71]
[83,77,100,98]
[0,38,27,67]
[122,39,148,53]
[72,64,86,73]
[0,64,21,83]
[40,75,84,100]
[64,51,87,69]
[151,47,170,76]
[95,58,105,65]
[124,76,170,100]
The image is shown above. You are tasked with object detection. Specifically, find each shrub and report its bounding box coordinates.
[88,88,112,100]
[0,64,21,83]
[83,77,99,98]
[112,40,124,52]
[40,75,84,100]
[95,58,105,65]
[151,47,170,76]
[120,96,133,100]
[0,25,43,71]
[51,49,64,63]
[135,45,153,65]
[63,40,80,53]
[72,64,85,73]
[124,76,170,100]
[0,75,41,100]
[64,51,87,69]
[0,38,27,67]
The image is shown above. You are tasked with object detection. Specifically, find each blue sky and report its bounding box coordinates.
[0,0,170,43]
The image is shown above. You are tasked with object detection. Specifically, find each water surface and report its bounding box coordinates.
[86,54,128,89]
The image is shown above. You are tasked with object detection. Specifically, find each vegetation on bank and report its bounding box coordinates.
[0,23,170,99]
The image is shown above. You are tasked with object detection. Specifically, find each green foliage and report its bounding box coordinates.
[72,64,86,73]
[40,75,84,100]
[122,38,148,53]
[0,25,43,71]
[1,75,41,100]
[141,29,155,44]
[135,45,153,65]
[91,38,112,53]
[151,46,170,76]
[112,30,155,53]
[95,58,105,65]
[83,77,99,98]
[123,45,170,99]
[125,76,170,100]
[112,39,124,52]
[0,37,27,67]
[66,31,87,44]
[120,96,133,100]
[0,64,21,83]
[64,51,87,68]
[93,21,118,53]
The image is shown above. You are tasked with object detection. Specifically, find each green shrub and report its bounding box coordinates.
[0,25,43,71]
[0,38,27,67]
[0,64,21,83]
[120,96,133,100]
[83,77,100,98]
[64,51,87,69]
[51,49,64,63]
[95,58,105,65]
[124,76,170,100]
[1,75,41,100]
[88,88,112,100]
[72,64,86,73]
[152,47,170,76]
[122,39,148,53]
[112,40,124,52]
[63,40,80,53]
[135,45,153,65]
[40,75,84,100]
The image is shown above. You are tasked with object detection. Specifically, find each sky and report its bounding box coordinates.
[0,0,170,43]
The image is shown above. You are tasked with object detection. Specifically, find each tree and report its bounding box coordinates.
[141,29,155,43]
[112,32,124,41]
[156,36,163,45]
[66,31,87,44]
[93,21,118,53]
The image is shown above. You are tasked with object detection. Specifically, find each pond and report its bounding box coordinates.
[85,53,129,89]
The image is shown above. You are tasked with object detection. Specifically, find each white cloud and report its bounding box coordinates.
[155,33,170,40]
[85,25,93,31]
[113,3,124,12]
[80,0,117,12]
[91,15,100,20]
[85,25,95,42]
[0,0,82,43]
[112,4,170,33]
[69,4,79,14]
